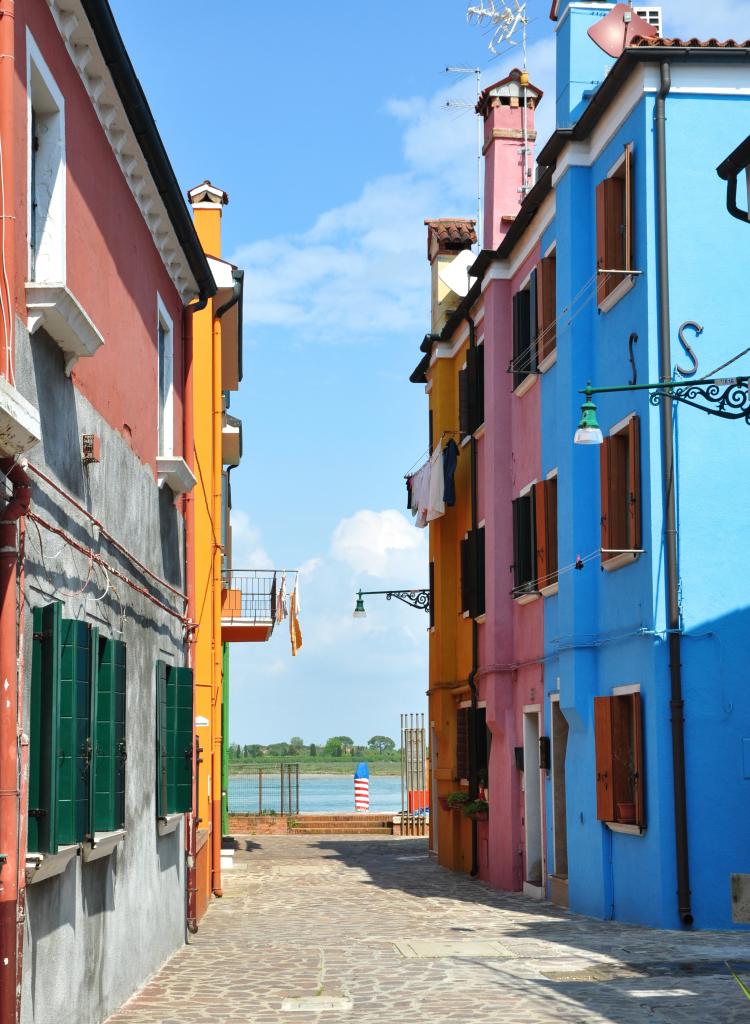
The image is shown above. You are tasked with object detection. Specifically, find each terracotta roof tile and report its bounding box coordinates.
[424,219,477,258]
[631,35,750,48]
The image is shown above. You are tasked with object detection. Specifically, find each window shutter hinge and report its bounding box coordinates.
[33,631,50,641]
[29,808,47,819]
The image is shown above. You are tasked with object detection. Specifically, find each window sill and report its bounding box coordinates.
[157,813,183,837]
[82,829,126,863]
[540,582,558,598]
[513,373,538,399]
[473,423,486,440]
[513,590,540,606]
[157,456,196,495]
[601,550,642,573]
[475,613,487,624]
[460,434,472,449]
[597,273,636,314]
[26,844,78,884]
[605,821,645,836]
[26,282,105,376]
[538,349,557,374]
[0,375,41,457]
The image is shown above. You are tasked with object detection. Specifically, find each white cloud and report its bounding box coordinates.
[330,509,428,580]
[230,509,272,569]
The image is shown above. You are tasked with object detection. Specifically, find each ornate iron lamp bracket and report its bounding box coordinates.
[384,589,431,612]
[648,376,750,422]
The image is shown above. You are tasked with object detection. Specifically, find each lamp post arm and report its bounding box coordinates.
[357,589,431,612]
[580,375,749,398]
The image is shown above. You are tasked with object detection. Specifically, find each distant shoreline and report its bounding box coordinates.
[228,765,401,778]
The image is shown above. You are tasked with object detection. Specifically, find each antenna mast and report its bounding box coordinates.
[467,1,534,196]
[444,66,482,249]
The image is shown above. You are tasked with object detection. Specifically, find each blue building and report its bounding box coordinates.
[540,2,750,931]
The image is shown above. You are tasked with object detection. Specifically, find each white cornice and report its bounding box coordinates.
[45,1,198,303]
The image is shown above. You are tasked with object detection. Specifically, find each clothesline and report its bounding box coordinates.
[406,436,460,528]
[403,430,461,479]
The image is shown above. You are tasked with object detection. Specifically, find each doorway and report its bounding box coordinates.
[550,698,569,907]
[523,707,544,896]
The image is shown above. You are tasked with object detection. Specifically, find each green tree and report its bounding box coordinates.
[268,742,291,757]
[309,743,317,757]
[289,736,304,754]
[368,735,396,755]
[325,735,353,756]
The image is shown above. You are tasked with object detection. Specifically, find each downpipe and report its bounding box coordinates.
[0,459,31,1024]
[655,61,693,927]
[466,315,479,880]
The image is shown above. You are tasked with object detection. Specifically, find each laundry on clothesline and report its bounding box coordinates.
[405,441,460,527]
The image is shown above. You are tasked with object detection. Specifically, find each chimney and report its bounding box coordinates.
[424,219,477,334]
[477,69,543,251]
[187,180,229,256]
[551,1,616,129]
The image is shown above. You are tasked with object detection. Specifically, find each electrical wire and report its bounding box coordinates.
[705,346,750,379]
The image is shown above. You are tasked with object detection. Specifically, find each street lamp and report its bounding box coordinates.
[352,588,431,617]
[573,375,750,445]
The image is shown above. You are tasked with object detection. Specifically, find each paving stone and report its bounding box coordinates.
[105,835,750,1024]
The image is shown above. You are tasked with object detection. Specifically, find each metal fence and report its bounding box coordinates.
[228,764,300,815]
[401,713,428,836]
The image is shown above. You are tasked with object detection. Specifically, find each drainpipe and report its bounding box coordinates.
[0,459,31,1024]
[210,273,242,899]
[655,61,693,927]
[465,314,479,879]
[183,294,208,934]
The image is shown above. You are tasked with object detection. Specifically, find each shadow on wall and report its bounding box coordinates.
[158,483,181,587]
[30,329,85,499]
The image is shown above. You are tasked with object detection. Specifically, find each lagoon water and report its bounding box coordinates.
[229,773,402,814]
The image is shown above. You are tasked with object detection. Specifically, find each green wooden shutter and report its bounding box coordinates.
[155,660,169,819]
[58,619,92,846]
[171,667,193,814]
[29,603,62,854]
[93,638,127,832]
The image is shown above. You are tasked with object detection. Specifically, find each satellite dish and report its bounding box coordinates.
[587,3,658,58]
[438,248,477,298]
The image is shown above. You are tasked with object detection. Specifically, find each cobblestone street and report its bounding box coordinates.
[107,837,750,1023]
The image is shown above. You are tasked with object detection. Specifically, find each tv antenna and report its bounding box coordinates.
[467,1,529,66]
[444,66,482,248]
[467,1,534,197]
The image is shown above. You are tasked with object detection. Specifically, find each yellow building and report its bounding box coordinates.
[187,182,275,921]
[411,219,478,874]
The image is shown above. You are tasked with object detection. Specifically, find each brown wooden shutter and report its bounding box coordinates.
[473,527,486,619]
[631,692,645,827]
[594,697,615,822]
[429,561,435,629]
[546,476,558,586]
[599,437,611,560]
[460,536,470,614]
[459,367,469,438]
[624,143,634,272]
[538,254,557,360]
[456,707,469,780]
[628,415,641,551]
[596,180,608,304]
[534,481,547,588]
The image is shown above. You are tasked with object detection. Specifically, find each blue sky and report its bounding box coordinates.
[111,1,747,746]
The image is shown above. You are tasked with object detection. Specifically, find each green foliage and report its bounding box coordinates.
[446,791,471,808]
[368,735,396,754]
[462,798,489,817]
[289,736,304,754]
[309,743,317,757]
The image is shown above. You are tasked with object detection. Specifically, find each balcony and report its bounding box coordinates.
[221,570,278,643]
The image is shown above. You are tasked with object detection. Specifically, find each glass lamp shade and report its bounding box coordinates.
[574,425,604,445]
[353,592,367,618]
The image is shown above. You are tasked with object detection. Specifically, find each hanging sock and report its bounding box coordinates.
[442,439,459,506]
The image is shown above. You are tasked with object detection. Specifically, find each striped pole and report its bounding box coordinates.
[354,762,369,812]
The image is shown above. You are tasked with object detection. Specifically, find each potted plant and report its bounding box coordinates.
[445,791,470,811]
[463,798,489,822]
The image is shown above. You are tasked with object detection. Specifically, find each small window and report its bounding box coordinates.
[534,476,558,591]
[596,144,634,306]
[600,416,641,563]
[512,491,536,596]
[512,270,537,390]
[459,344,484,439]
[155,661,193,818]
[27,34,66,283]
[537,251,556,364]
[594,692,645,827]
[157,297,174,457]
[460,526,485,618]
[28,603,127,853]
[456,706,488,783]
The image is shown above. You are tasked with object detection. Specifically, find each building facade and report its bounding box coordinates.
[0,3,217,1022]
[415,1,750,931]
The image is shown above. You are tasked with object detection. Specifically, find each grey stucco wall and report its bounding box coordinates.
[16,323,189,1024]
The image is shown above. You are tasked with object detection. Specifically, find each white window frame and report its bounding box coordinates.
[156,295,174,457]
[26,31,66,284]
